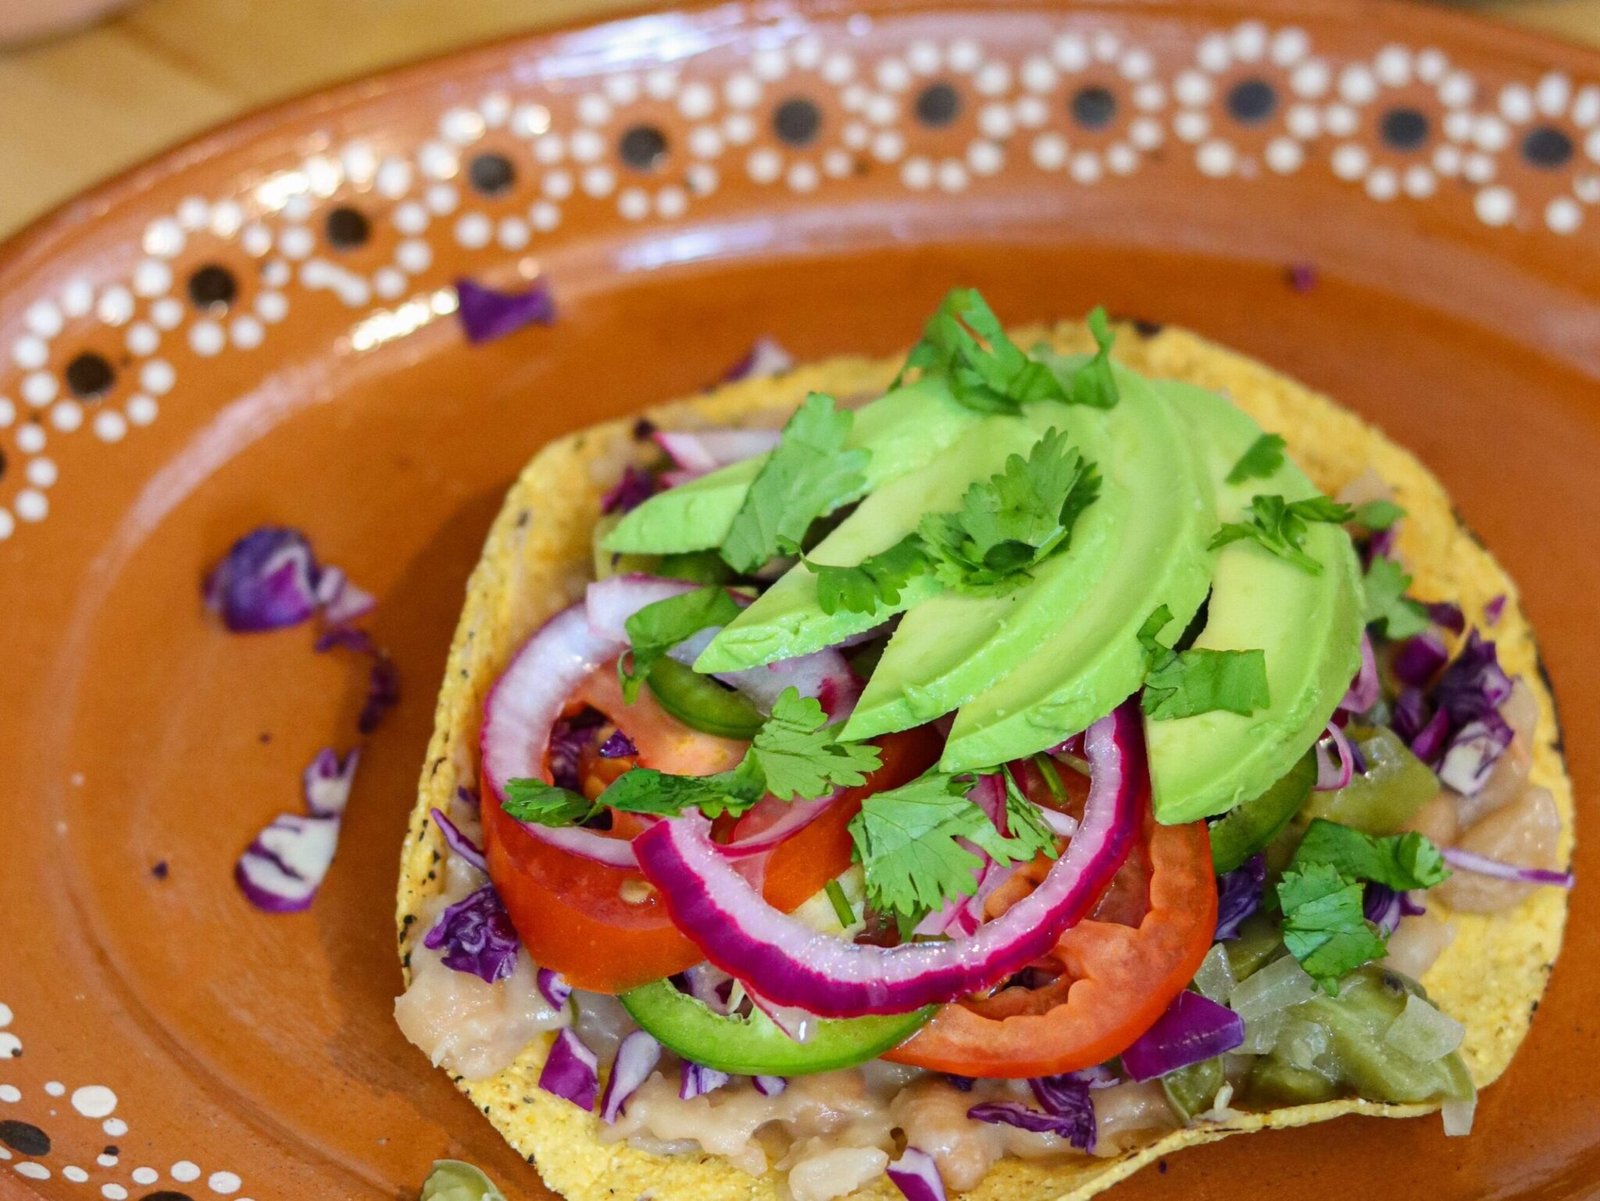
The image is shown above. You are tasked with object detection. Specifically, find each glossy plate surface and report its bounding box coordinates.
[0,1,1597,1197]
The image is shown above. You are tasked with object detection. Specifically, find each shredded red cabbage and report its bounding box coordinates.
[314,564,376,627]
[537,967,572,1010]
[313,625,401,734]
[1025,1071,1103,1151]
[1119,991,1244,1083]
[602,465,658,516]
[1425,601,1467,635]
[548,714,603,792]
[1441,847,1573,889]
[422,885,521,984]
[886,1147,948,1201]
[967,1099,1096,1152]
[429,807,487,872]
[1214,855,1266,940]
[1435,632,1513,725]
[679,1060,731,1100]
[539,1029,599,1111]
[598,729,638,759]
[1437,713,1514,795]
[1393,632,1449,688]
[455,277,556,344]
[600,1030,662,1123]
[303,747,359,817]
[1364,885,1425,936]
[1484,594,1507,626]
[752,1075,787,1097]
[204,527,323,632]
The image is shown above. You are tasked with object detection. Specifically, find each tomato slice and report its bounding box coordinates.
[483,666,941,993]
[885,793,1216,1078]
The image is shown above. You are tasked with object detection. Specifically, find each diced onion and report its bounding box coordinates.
[1229,955,1318,1023]
[1384,993,1466,1062]
[1441,1093,1478,1137]
[1192,943,1237,1004]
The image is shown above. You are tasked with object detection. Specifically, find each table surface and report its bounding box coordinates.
[0,0,1597,240]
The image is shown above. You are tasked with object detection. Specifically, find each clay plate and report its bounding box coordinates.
[1,0,1597,1197]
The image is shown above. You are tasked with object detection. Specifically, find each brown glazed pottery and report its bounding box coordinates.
[0,0,1597,1197]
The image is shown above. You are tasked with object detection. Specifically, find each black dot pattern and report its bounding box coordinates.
[1523,125,1574,169]
[1071,86,1117,130]
[468,152,515,195]
[914,82,962,127]
[1380,107,1430,151]
[0,448,6,481]
[619,125,669,171]
[774,97,823,146]
[141,1193,198,1201]
[324,207,370,249]
[187,264,238,310]
[0,1120,50,1156]
[65,352,114,400]
[1226,78,1278,124]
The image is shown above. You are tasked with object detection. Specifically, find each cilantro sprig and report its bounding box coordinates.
[1225,433,1287,485]
[620,586,742,701]
[802,428,1101,614]
[1361,555,1431,640]
[503,689,881,826]
[1277,819,1451,993]
[1208,494,1354,575]
[720,393,869,573]
[898,289,1070,414]
[1137,605,1270,721]
[847,770,1059,927]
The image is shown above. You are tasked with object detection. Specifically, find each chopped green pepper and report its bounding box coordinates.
[1224,912,1286,982]
[1300,727,1438,835]
[1162,1056,1226,1121]
[1210,753,1317,873]
[645,658,766,739]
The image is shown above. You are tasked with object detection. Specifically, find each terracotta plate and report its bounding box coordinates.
[1,0,1597,1197]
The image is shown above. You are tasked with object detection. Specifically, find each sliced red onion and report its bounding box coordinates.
[1040,808,1079,838]
[235,813,341,913]
[583,574,702,641]
[1215,854,1266,941]
[1441,847,1574,889]
[602,465,658,516]
[633,703,1143,1017]
[678,963,733,1013]
[886,1147,948,1201]
[1364,885,1426,936]
[653,428,782,475]
[423,885,521,983]
[968,1100,1096,1152]
[455,276,556,344]
[671,625,863,722]
[679,1060,731,1100]
[723,336,795,382]
[204,527,322,632]
[480,604,638,868]
[718,794,838,860]
[1484,594,1507,626]
[743,985,823,1041]
[1341,634,1379,713]
[539,1029,599,1111]
[1436,714,1514,796]
[1314,722,1356,791]
[1119,991,1245,1083]
[752,1075,787,1097]
[537,968,573,1010]
[600,1030,662,1123]
[430,807,488,872]
[1393,631,1449,688]
[314,564,376,627]
[303,747,359,818]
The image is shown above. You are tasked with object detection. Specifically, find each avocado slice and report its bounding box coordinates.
[696,409,1069,671]
[1142,381,1363,824]
[930,367,1217,767]
[603,376,980,556]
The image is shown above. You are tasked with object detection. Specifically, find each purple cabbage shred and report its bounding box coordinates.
[598,729,638,759]
[203,527,322,632]
[967,1100,1096,1153]
[360,653,401,735]
[1214,855,1266,941]
[422,884,522,984]
[722,336,796,382]
[549,715,603,792]
[1425,601,1467,635]
[679,1060,731,1100]
[602,464,658,515]
[455,276,556,345]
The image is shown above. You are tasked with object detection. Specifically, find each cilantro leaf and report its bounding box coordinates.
[747,689,881,800]
[621,586,743,701]
[1143,647,1270,720]
[597,758,766,820]
[1225,433,1287,485]
[1067,307,1120,410]
[802,535,933,616]
[1361,555,1430,639]
[503,777,600,826]
[848,772,1057,923]
[1351,499,1406,531]
[898,288,1070,414]
[1001,769,1066,853]
[1138,603,1270,721]
[1277,863,1390,994]
[1290,819,1451,891]
[720,393,870,573]
[1208,494,1355,575]
[918,428,1101,593]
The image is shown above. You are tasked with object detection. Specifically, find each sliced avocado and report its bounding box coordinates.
[1143,381,1363,824]
[602,376,980,556]
[934,366,1216,774]
[696,409,1068,672]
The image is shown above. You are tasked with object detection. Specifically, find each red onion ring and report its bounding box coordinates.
[633,703,1144,1017]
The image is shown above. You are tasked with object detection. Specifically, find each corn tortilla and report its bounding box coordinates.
[396,322,1573,1201]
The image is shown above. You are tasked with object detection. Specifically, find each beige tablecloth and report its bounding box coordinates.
[0,0,1595,239]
